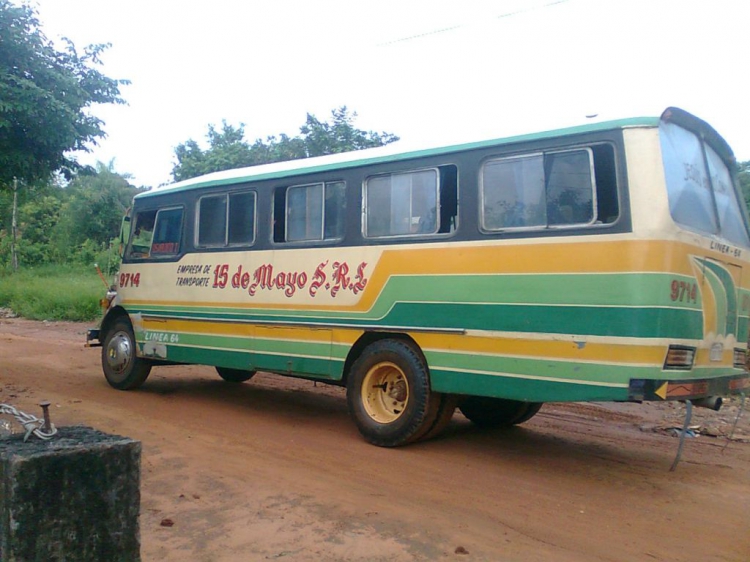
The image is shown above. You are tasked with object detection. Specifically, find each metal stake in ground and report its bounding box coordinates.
[0,402,57,441]
[669,400,693,472]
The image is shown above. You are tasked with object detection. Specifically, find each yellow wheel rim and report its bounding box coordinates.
[361,361,409,423]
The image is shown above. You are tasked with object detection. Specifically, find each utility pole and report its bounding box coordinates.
[11,177,19,271]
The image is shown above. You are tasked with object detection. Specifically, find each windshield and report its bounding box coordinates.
[660,121,750,248]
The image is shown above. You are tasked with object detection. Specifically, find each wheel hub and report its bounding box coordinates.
[106,332,133,374]
[361,362,409,423]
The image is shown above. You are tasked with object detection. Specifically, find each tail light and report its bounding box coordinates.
[733,348,747,369]
[664,345,695,370]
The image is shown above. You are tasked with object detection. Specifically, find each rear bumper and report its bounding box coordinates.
[629,373,750,401]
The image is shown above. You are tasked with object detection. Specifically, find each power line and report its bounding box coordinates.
[378,0,573,46]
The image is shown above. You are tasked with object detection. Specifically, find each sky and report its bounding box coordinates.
[30,0,750,188]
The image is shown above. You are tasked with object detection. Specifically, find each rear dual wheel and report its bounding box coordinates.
[216,367,256,383]
[459,397,542,428]
[347,339,451,447]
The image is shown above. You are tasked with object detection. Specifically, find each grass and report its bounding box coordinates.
[0,265,107,322]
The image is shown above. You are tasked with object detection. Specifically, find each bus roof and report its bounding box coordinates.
[138,114,665,199]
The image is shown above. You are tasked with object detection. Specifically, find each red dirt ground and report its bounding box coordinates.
[1,317,749,561]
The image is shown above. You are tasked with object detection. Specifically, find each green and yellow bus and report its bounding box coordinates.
[88,107,750,446]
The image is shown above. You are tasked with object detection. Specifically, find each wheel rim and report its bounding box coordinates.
[361,361,409,423]
[106,330,134,380]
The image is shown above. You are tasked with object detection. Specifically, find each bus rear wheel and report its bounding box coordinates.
[459,397,542,428]
[346,339,440,447]
[216,367,256,383]
[102,318,152,390]
[418,393,460,441]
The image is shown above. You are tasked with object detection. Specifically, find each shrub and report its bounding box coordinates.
[0,265,105,321]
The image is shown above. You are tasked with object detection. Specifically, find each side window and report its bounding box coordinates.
[287,183,323,241]
[128,210,157,258]
[545,151,595,226]
[482,155,545,230]
[128,207,183,259]
[274,181,345,243]
[197,191,256,247]
[364,165,457,238]
[481,146,616,231]
[198,195,227,246]
[228,191,256,245]
[151,208,183,256]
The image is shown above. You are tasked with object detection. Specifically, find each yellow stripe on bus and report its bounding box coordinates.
[142,316,669,367]
[127,239,749,314]
[414,332,666,366]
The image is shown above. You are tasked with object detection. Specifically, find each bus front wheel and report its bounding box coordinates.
[459,397,543,428]
[346,339,440,447]
[216,367,256,383]
[102,318,152,390]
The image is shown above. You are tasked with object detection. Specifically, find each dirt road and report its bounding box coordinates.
[1,318,749,561]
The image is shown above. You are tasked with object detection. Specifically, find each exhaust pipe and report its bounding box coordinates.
[691,396,722,411]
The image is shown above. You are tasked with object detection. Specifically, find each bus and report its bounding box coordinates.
[87,107,750,447]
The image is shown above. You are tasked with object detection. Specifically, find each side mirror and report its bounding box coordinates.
[119,212,132,257]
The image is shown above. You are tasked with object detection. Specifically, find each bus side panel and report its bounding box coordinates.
[116,237,748,400]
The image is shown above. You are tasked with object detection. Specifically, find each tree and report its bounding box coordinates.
[172,106,399,182]
[14,193,61,265]
[0,176,64,267]
[52,161,140,256]
[0,1,128,185]
[172,122,255,182]
[0,161,140,269]
[299,107,399,157]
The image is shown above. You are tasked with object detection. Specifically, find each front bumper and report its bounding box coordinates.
[85,328,101,348]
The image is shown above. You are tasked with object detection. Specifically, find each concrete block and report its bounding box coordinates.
[0,426,141,562]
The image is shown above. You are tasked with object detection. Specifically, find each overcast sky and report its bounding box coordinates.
[32,0,750,188]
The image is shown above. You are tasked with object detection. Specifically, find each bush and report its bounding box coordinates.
[0,264,106,321]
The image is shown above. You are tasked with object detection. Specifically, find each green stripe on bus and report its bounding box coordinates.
[382,303,703,339]
[424,350,655,386]
[161,346,251,371]
[135,301,703,339]
[372,272,699,309]
[143,331,346,362]
[159,344,341,380]
[430,369,630,402]
[701,259,739,336]
[738,317,749,344]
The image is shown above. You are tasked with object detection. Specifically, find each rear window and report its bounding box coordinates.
[660,121,750,247]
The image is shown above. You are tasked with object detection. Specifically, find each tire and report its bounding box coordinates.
[512,402,543,425]
[459,397,543,429]
[102,318,152,390]
[419,393,460,441]
[346,339,440,447]
[216,367,256,383]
